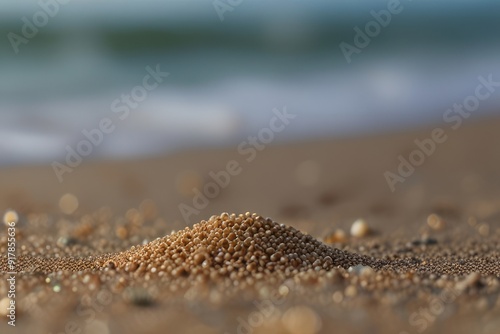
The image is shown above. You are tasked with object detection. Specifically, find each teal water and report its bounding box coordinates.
[1,0,499,165]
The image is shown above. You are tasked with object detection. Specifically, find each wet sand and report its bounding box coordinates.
[1,117,500,334]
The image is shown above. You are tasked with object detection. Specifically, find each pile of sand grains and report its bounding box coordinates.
[108,213,368,278]
[2,213,369,280]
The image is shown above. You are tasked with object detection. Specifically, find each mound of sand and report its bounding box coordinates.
[109,212,368,280]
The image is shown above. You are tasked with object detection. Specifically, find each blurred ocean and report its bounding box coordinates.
[0,0,499,165]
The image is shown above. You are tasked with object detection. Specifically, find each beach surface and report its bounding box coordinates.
[1,117,500,334]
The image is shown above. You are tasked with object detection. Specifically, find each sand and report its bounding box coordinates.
[1,117,500,334]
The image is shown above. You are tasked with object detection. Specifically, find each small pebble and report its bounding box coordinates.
[116,226,128,240]
[59,193,79,215]
[350,219,370,238]
[478,223,490,237]
[3,210,19,225]
[427,214,446,230]
[324,229,347,244]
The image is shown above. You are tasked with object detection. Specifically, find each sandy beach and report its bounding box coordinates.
[1,117,500,334]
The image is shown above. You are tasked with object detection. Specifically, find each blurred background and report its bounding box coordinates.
[1,0,499,166]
